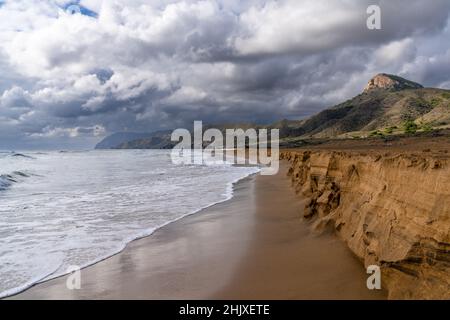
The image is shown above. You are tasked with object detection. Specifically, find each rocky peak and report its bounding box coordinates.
[364,73,423,93]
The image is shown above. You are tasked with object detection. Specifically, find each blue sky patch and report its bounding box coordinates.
[64,2,98,18]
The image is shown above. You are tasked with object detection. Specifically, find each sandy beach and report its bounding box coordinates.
[10,162,386,300]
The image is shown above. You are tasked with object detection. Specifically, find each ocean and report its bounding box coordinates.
[0,150,259,298]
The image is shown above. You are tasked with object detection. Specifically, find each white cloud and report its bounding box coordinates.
[235,0,364,56]
[374,38,416,68]
[29,124,105,138]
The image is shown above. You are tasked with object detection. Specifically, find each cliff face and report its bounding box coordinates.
[281,150,450,299]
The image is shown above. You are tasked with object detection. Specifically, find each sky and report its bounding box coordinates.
[0,0,450,149]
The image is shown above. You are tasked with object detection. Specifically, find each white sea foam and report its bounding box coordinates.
[0,150,260,298]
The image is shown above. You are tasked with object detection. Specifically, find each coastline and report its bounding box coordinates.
[281,147,450,299]
[0,156,259,300]
[10,162,386,300]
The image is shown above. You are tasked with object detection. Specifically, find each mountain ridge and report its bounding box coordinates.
[95,74,450,149]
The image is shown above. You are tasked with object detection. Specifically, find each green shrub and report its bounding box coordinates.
[421,123,433,132]
[384,127,395,134]
[442,92,450,99]
[414,98,428,108]
[430,98,442,107]
[369,130,384,137]
[403,120,418,134]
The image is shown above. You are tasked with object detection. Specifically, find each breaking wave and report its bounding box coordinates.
[0,171,30,191]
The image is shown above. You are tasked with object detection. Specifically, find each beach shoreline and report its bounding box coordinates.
[9,162,386,300]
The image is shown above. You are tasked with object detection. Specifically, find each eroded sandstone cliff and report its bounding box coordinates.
[281,150,450,299]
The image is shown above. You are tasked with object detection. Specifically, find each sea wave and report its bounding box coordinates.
[11,153,35,159]
[0,175,14,191]
[0,152,36,159]
[0,165,260,299]
[0,171,30,191]
[0,150,260,299]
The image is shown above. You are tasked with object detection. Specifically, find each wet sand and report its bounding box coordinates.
[11,163,386,300]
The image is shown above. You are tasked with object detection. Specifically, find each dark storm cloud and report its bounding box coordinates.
[0,0,449,149]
